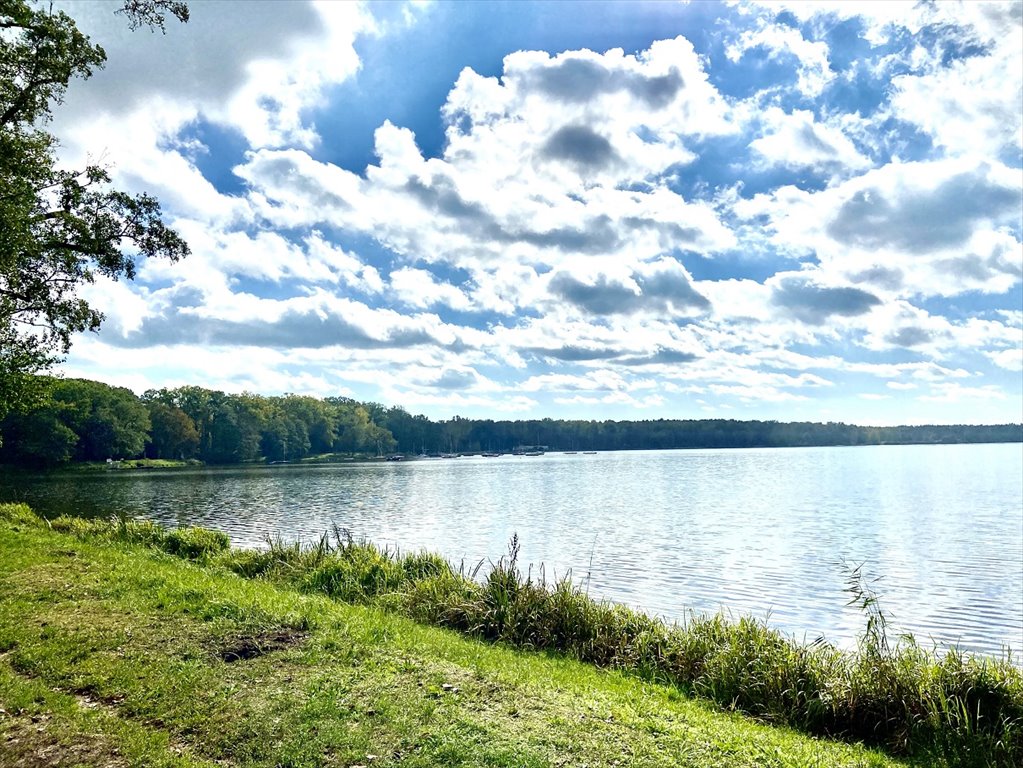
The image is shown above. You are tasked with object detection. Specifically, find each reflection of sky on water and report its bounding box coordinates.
[5,444,1021,659]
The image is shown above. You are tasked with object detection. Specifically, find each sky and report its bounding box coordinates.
[47,0,1023,425]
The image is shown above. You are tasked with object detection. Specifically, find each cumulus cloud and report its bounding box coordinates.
[97,288,466,353]
[55,0,370,150]
[542,125,619,170]
[746,0,1022,159]
[548,259,710,317]
[390,268,474,311]
[726,21,834,96]
[616,348,701,367]
[987,348,1023,371]
[520,371,644,393]
[553,392,666,408]
[770,277,881,325]
[520,54,685,108]
[749,108,871,172]
[825,166,1019,254]
[920,383,1007,403]
[888,4,1022,159]
[736,158,1022,298]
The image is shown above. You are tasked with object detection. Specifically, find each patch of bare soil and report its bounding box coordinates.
[217,628,307,663]
[0,712,127,768]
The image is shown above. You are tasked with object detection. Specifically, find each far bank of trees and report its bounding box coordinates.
[415,416,1023,454]
[0,376,1019,467]
[0,378,395,466]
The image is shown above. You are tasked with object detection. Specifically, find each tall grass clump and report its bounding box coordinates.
[7,505,1020,765]
[215,525,455,606]
[0,502,42,527]
[824,566,1023,765]
[47,512,228,559]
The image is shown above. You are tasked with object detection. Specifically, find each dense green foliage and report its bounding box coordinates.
[0,376,149,463]
[0,376,398,465]
[383,412,1023,454]
[5,503,1018,766]
[0,375,1019,466]
[0,0,188,419]
[0,503,908,768]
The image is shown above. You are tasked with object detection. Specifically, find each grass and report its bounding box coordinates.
[0,504,1018,767]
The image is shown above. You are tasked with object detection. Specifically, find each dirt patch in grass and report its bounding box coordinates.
[0,712,127,768]
[217,628,307,663]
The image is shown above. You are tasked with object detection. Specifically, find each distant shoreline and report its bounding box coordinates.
[5,376,1021,469]
[3,437,1021,474]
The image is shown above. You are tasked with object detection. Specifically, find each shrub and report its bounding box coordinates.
[50,515,106,537]
[161,526,229,559]
[217,548,287,579]
[0,505,44,527]
[401,551,451,581]
[0,502,41,527]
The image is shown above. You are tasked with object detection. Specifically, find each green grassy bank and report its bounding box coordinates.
[0,505,1018,767]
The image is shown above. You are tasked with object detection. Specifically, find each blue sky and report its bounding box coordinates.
[50,0,1022,424]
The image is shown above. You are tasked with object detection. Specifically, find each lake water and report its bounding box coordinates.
[3,443,1021,658]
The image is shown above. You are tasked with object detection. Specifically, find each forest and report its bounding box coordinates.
[0,376,1019,467]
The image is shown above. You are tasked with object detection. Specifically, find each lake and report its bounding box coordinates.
[3,443,1021,658]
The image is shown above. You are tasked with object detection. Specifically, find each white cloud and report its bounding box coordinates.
[553,392,666,408]
[743,1,1023,159]
[890,47,1022,160]
[54,0,372,151]
[380,389,538,413]
[707,384,808,403]
[77,276,153,337]
[919,383,1007,403]
[519,371,654,393]
[390,268,473,311]
[726,21,833,96]
[845,361,971,382]
[735,158,1022,300]
[987,348,1023,371]
[305,235,385,294]
[219,1,367,148]
[232,38,740,329]
[744,1,1000,47]
[749,107,871,173]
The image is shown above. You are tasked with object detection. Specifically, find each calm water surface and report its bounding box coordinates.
[4,444,1021,658]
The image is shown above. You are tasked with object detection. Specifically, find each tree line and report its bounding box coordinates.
[387,413,1022,454]
[0,377,395,466]
[0,376,1019,467]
